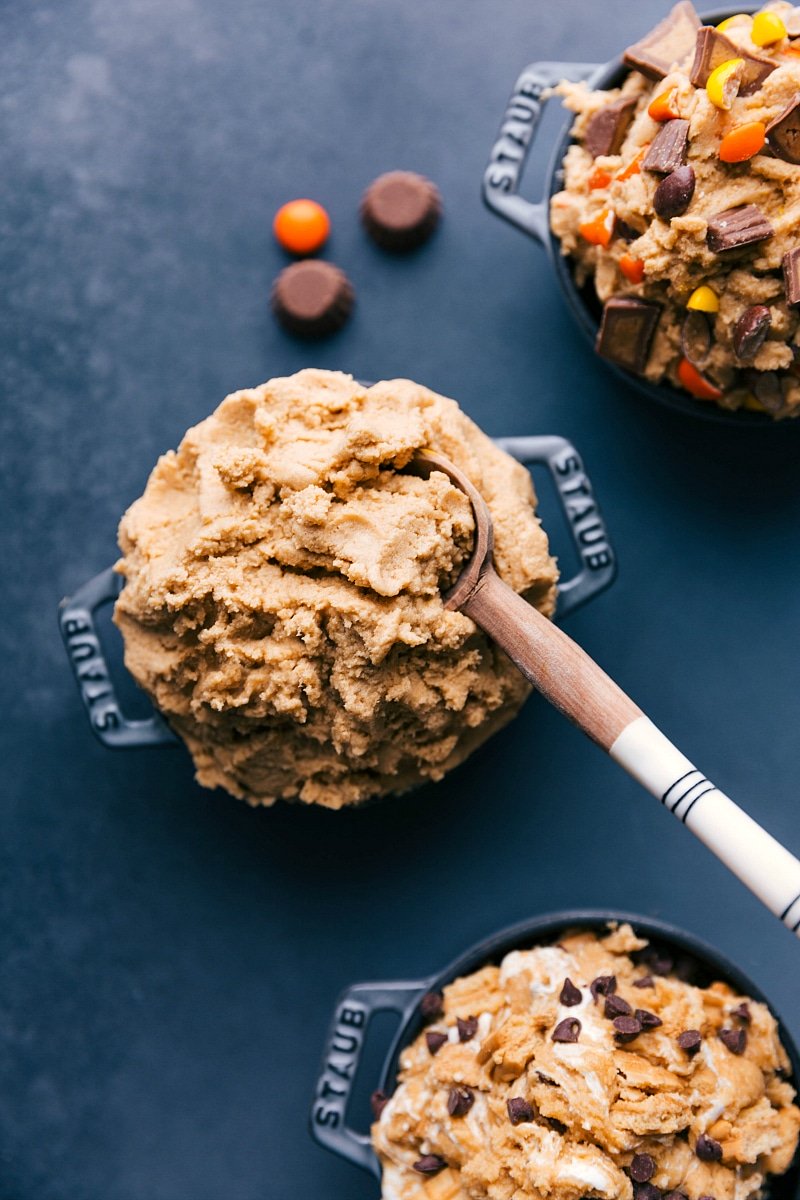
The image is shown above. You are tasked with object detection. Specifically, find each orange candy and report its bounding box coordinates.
[617,146,649,181]
[588,166,613,190]
[273,199,331,255]
[677,358,723,400]
[619,254,645,284]
[718,121,767,163]
[648,89,680,121]
[579,209,615,248]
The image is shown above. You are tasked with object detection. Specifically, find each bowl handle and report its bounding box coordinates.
[496,435,616,618]
[309,979,427,1177]
[58,567,177,748]
[483,60,603,243]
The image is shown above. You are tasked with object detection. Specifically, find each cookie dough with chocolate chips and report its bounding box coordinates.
[550,2,800,417]
[373,924,800,1200]
[114,370,558,808]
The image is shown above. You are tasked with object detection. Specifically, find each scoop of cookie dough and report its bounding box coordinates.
[114,370,558,807]
[373,924,800,1200]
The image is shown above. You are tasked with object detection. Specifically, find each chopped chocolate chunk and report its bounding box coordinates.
[447,1086,475,1117]
[634,1184,663,1200]
[590,974,617,1001]
[614,1015,644,1043]
[585,95,638,158]
[719,1026,747,1054]
[605,994,633,1019]
[677,1029,702,1054]
[706,205,774,254]
[507,1097,534,1124]
[636,1008,663,1029]
[413,1154,447,1176]
[783,248,800,305]
[633,975,654,989]
[370,1089,389,1119]
[696,1133,723,1162]
[559,977,582,1007]
[654,166,695,219]
[681,310,712,367]
[596,297,661,374]
[420,990,444,1020]
[624,1,701,81]
[457,1016,478,1042]
[630,1153,657,1183]
[644,120,690,173]
[426,1031,448,1056]
[731,1002,751,1023]
[552,1017,581,1043]
[766,98,800,163]
[690,26,775,94]
[733,305,771,359]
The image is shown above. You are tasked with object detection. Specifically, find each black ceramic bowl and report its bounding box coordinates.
[482,7,795,427]
[310,909,800,1196]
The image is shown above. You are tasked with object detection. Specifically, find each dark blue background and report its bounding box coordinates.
[2,1,799,1197]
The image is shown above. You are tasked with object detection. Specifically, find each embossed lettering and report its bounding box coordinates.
[314,1104,340,1128]
[62,615,91,636]
[554,453,581,476]
[331,1033,358,1054]
[586,550,613,570]
[340,1006,366,1028]
[320,1079,346,1099]
[327,1059,354,1081]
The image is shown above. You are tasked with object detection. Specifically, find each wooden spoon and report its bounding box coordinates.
[414,449,800,938]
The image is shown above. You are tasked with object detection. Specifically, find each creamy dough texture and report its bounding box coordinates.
[114,370,558,807]
[550,2,800,417]
[373,925,800,1200]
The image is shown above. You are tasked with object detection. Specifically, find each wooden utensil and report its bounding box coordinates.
[414,450,800,938]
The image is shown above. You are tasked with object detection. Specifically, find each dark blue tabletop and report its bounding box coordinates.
[3,1,800,1197]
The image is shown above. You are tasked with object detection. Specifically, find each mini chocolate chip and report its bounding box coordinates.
[413,1154,446,1175]
[370,1089,389,1119]
[654,166,695,220]
[630,1152,656,1183]
[698,1195,716,1200]
[544,1116,568,1133]
[731,1002,751,1024]
[507,1096,534,1124]
[696,1133,722,1162]
[420,991,444,1020]
[633,975,654,989]
[457,1016,478,1042]
[590,975,617,1001]
[650,953,674,976]
[536,1071,557,1086]
[634,1184,662,1200]
[426,1031,448,1056]
[560,977,582,1006]
[636,1008,663,1030]
[614,1015,643,1043]
[719,1027,747,1055]
[552,1017,581,1043]
[605,994,633,1019]
[677,1029,702,1055]
[664,1193,689,1200]
[447,1086,474,1117]
[733,305,771,360]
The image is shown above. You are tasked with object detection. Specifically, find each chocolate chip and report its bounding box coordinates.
[585,95,638,158]
[413,1154,447,1175]
[697,1195,716,1200]
[604,994,633,1019]
[457,1016,478,1043]
[630,1153,657,1183]
[719,1027,747,1055]
[420,991,444,1020]
[664,1193,689,1200]
[645,120,690,174]
[783,248,800,305]
[560,977,582,1007]
[654,166,695,220]
[731,1002,751,1024]
[649,953,674,977]
[590,974,617,1001]
[766,98,800,164]
[536,1071,557,1086]
[677,1029,702,1055]
[544,1116,568,1133]
[447,1086,475,1117]
[426,1031,448,1056]
[696,1133,723,1162]
[636,1008,663,1030]
[733,305,771,360]
[552,1017,581,1043]
[507,1096,534,1124]
[634,1184,663,1200]
[690,25,774,94]
[633,975,654,989]
[370,1089,389,1119]
[707,205,774,254]
[624,1,701,81]
[596,298,661,374]
[681,310,712,368]
[614,1015,643,1043]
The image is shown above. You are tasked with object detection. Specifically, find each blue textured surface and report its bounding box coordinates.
[2,1,800,1197]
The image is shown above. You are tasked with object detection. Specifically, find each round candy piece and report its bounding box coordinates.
[273,198,331,255]
[360,171,441,251]
[271,260,354,338]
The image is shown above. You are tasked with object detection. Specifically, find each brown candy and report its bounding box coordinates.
[447,1086,475,1117]
[719,1026,747,1054]
[585,96,638,158]
[696,1133,723,1162]
[635,1008,663,1029]
[690,26,775,94]
[706,204,774,254]
[733,305,771,359]
[507,1097,534,1124]
[747,370,784,413]
[604,994,633,1019]
[783,248,800,305]
[766,99,800,164]
[644,120,690,173]
[624,1,701,80]
[630,1154,656,1183]
[614,1015,643,1043]
[654,166,695,219]
[360,171,441,251]
[681,310,712,367]
[413,1155,447,1176]
[559,978,582,1006]
[677,1029,702,1054]
[425,1031,448,1056]
[271,260,354,337]
[590,975,617,1001]
[552,1017,581,1043]
[457,1015,478,1042]
[596,297,661,374]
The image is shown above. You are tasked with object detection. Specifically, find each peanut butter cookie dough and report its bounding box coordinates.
[114,370,558,807]
[550,2,800,417]
[372,925,800,1200]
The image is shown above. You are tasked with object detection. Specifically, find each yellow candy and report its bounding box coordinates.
[687,285,720,313]
[717,14,749,31]
[706,58,744,109]
[751,10,786,44]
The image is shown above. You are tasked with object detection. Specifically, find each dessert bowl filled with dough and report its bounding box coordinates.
[59,370,615,810]
[311,910,800,1199]
[484,4,800,423]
